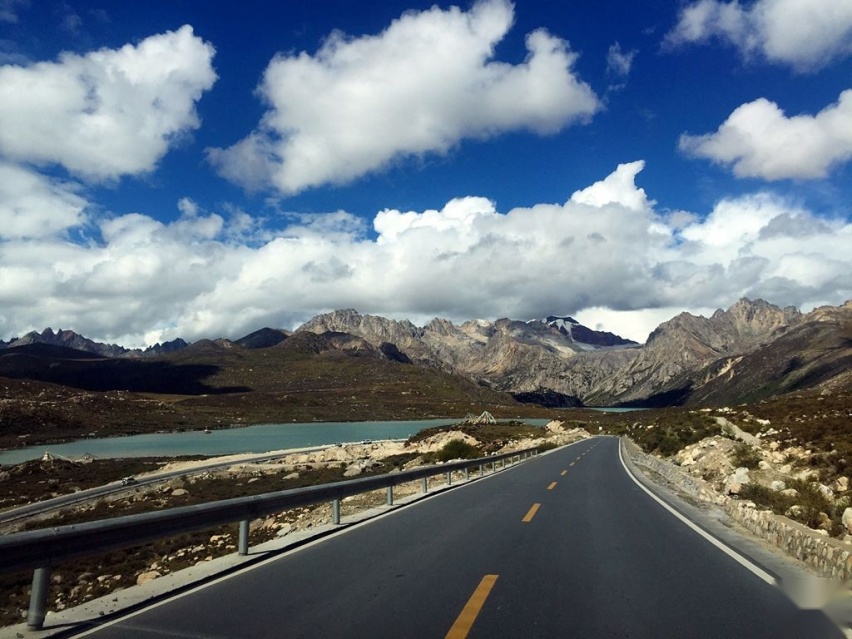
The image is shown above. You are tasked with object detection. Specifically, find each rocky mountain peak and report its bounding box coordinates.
[648,299,798,351]
[425,317,459,336]
[722,298,801,334]
[298,309,420,343]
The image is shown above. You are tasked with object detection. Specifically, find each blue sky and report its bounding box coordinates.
[0,0,851,346]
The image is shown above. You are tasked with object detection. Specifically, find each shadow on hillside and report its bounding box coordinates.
[0,349,249,395]
[618,384,693,408]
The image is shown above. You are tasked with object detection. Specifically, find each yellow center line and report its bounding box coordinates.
[569,462,575,466]
[561,470,567,476]
[445,574,499,639]
[547,481,557,490]
[522,503,541,522]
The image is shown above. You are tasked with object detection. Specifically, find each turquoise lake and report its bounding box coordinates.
[0,418,553,465]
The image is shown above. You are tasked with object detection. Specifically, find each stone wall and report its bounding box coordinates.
[624,438,852,581]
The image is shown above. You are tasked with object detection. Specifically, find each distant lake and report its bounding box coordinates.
[0,419,552,466]
[585,407,645,413]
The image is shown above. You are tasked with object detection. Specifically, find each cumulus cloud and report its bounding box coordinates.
[208,0,600,193]
[606,42,636,77]
[2,161,851,345]
[0,25,217,180]
[0,162,88,239]
[665,0,852,72]
[679,90,852,180]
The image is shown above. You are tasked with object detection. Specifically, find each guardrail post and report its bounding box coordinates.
[332,499,341,524]
[446,471,452,485]
[421,477,428,494]
[479,463,484,476]
[27,566,51,630]
[464,467,469,480]
[238,520,250,555]
[386,486,394,506]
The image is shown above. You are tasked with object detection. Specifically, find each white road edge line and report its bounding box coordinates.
[617,439,777,586]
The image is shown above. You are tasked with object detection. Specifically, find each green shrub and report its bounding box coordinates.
[788,479,835,530]
[536,442,560,453]
[741,480,835,531]
[738,483,796,514]
[436,439,480,462]
[731,443,763,469]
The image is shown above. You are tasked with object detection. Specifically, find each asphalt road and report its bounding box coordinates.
[78,437,842,638]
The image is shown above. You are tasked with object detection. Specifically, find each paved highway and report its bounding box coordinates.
[77,437,841,638]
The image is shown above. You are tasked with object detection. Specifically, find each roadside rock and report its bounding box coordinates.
[136,570,161,585]
[725,467,751,495]
[342,459,381,477]
[545,420,566,434]
[842,508,852,534]
[715,417,761,446]
[415,431,479,453]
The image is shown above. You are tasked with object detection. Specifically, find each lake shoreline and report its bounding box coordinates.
[1,418,554,466]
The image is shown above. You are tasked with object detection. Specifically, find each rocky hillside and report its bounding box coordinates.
[577,298,805,406]
[679,301,852,406]
[297,310,639,396]
[2,299,849,411]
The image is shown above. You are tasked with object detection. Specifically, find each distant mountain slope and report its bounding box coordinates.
[1,299,849,412]
[1,328,187,358]
[580,298,803,405]
[234,328,291,349]
[296,310,638,396]
[679,301,852,406]
[0,342,247,395]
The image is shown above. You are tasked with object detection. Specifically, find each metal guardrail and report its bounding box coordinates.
[0,446,537,630]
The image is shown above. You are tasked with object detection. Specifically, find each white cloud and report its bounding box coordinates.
[1,162,851,346]
[570,160,653,211]
[0,0,28,24]
[665,0,852,72]
[680,90,852,180]
[208,0,600,194]
[0,25,216,180]
[575,306,710,345]
[606,42,636,77]
[0,162,88,239]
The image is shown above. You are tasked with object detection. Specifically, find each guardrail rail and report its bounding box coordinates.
[0,446,538,630]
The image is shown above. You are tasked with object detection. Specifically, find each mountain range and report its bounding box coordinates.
[1,298,850,409]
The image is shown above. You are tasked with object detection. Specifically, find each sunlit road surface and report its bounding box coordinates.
[79,437,842,638]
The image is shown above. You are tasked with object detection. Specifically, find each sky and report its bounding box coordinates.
[0,0,851,347]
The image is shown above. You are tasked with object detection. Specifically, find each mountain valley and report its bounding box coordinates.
[0,298,850,449]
